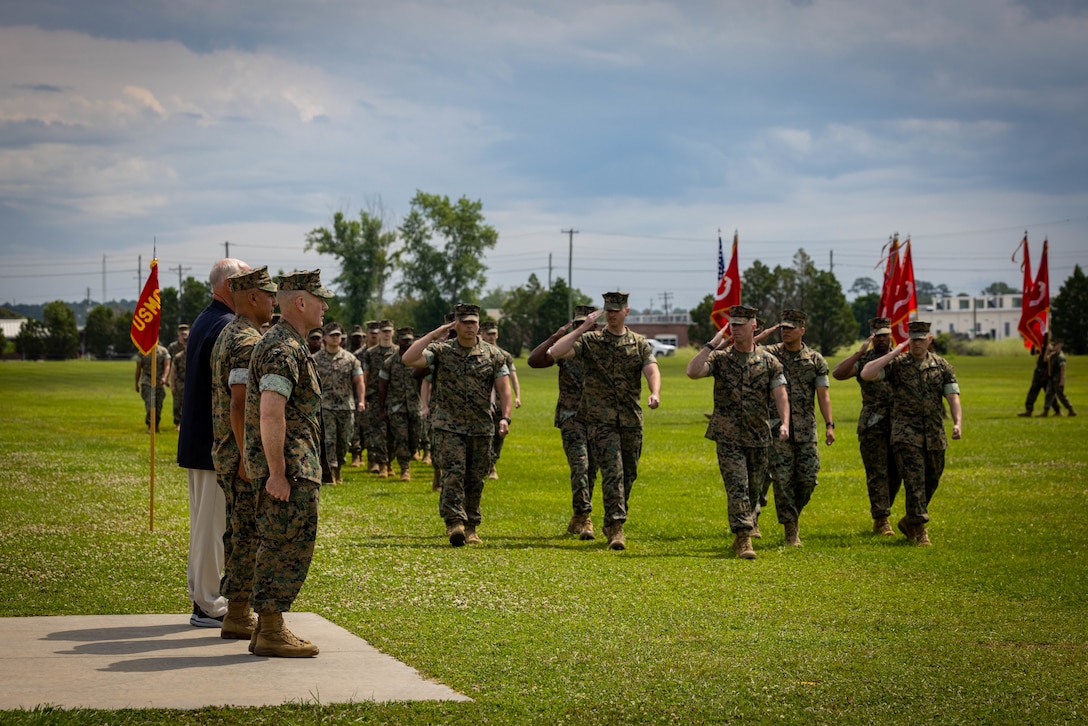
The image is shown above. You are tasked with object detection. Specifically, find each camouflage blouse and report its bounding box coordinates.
[704,346,786,447]
[361,344,396,399]
[423,338,509,435]
[243,321,323,485]
[881,351,959,450]
[571,328,656,428]
[554,357,586,428]
[380,350,421,413]
[852,349,895,434]
[763,342,830,444]
[210,314,260,477]
[313,347,362,411]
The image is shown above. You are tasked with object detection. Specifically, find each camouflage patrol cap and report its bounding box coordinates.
[308,328,324,340]
[323,321,344,335]
[602,291,629,311]
[396,326,414,340]
[728,304,758,322]
[908,320,932,339]
[455,303,481,322]
[350,324,364,337]
[869,317,892,336]
[480,320,498,332]
[177,323,190,332]
[229,265,278,293]
[277,269,333,298]
[379,319,395,331]
[365,320,380,332]
[779,309,807,329]
[574,304,597,323]
[444,312,456,324]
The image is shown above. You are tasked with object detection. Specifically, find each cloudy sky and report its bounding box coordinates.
[1,0,1086,313]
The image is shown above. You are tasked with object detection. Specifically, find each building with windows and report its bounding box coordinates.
[927,294,1024,340]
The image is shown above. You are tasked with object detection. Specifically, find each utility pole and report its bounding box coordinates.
[169,264,192,326]
[829,249,834,274]
[562,229,578,320]
[102,254,106,305]
[658,291,673,316]
[137,255,142,299]
[547,253,553,287]
[224,240,230,258]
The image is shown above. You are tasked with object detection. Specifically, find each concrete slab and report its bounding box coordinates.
[0,613,470,710]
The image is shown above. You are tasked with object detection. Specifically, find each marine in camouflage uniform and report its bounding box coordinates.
[480,320,521,479]
[831,317,902,535]
[379,327,422,480]
[861,321,962,546]
[762,309,835,546]
[687,305,789,558]
[135,343,170,432]
[313,321,364,484]
[242,269,332,657]
[402,304,511,546]
[350,321,379,467]
[548,292,661,551]
[168,325,189,429]
[362,320,397,476]
[527,305,600,539]
[1041,341,1076,416]
[209,266,278,639]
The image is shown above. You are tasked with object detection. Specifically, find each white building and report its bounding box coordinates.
[927,294,1025,340]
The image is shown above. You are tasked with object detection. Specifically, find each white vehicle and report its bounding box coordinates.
[647,338,676,357]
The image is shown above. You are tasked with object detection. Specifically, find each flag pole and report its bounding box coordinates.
[149,345,156,531]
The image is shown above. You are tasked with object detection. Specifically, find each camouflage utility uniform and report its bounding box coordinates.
[704,347,786,533]
[169,338,187,428]
[139,344,170,430]
[210,313,261,604]
[424,338,509,528]
[878,350,959,529]
[313,347,362,472]
[764,342,830,524]
[556,357,598,516]
[490,346,517,468]
[380,350,422,473]
[571,329,655,528]
[243,322,322,615]
[362,343,396,468]
[852,350,901,520]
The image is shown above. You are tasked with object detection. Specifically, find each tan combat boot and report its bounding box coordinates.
[400,463,411,481]
[487,464,499,480]
[915,526,932,546]
[252,612,319,658]
[248,613,261,653]
[784,521,802,547]
[897,516,917,542]
[873,516,895,536]
[733,531,757,560]
[446,521,466,547]
[350,453,362,468]
[567,513,587,535]
[750,519,762,539]
[605,521,626,551]
[330,467,341,485]
[422,452,432,465]
[221,600,258,640]
[579,516,595,541]
[464,525,482,545]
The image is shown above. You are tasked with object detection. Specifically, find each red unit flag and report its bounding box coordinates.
[130,259,162,356]
[710,232,742,333]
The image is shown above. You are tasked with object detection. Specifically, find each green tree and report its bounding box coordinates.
[982,281,1018,295]
[42,301,79,359]
[851,292,881,337]
[397,191,498,331]
[1050,264,1088,355]
[179,277,210,327]
[687,294,716,346]
[15,318,47,360]
[536,278,590,343]
[495,274,546,357]
[113,311,135,359]
[306,201,399,326]
[850,277,880,296]
[159,287,178,345]
[85,305,116,359]
[0,328,6,356]
[803,269,857,354]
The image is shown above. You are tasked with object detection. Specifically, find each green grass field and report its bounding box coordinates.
[1,350,1086,724]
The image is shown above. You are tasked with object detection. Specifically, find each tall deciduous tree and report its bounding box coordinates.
[1050,264,1088,354]
[85,305,116,359]
[179,277,210,328]
[397,191,498,331]
[15,318,47,359]
[42,301,79,359]
[306,200,399,326]
[687,294,716,346]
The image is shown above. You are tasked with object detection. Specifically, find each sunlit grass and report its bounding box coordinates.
[1,353,1085,724]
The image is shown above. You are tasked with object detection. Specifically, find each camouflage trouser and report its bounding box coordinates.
[141,384,165,427]
[366,394,390,466]
[894,445,944,528]
[321,409,354,472]
[252,477,319,614]
[388,407,421,470]
[216,466,258,603]
[716,442,769,533]
[768,438,820,524]
[350,406,365,457]
[587,423,642,526]
[421,416,432,455]
[1044,381,1073,413]
[434,430,491,527]
[859,421,900,520]
[1024,369,1047,412]
[560,417,597,515]
[172,383,184,427]
[490,404,506,466]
